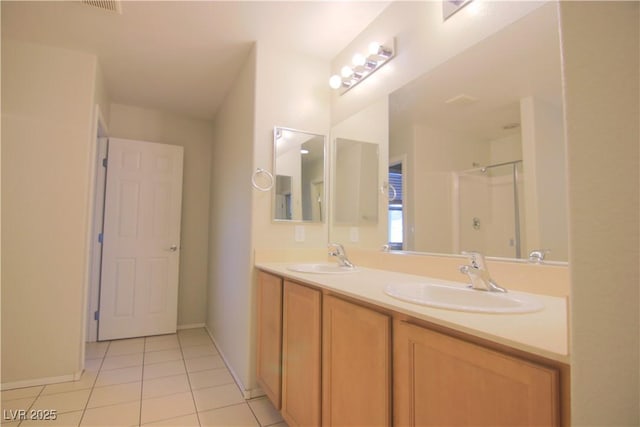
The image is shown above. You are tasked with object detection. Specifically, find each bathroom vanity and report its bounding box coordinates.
[255,264,569,427]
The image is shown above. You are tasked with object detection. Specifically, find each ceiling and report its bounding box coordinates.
[1,0,390,121]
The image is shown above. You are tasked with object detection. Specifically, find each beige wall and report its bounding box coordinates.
[207,46,256,395]
[108,103,213,327]
[1,40,97,386]
[559,1,639,424]
[252,42,331,251]
[209,41,331,396]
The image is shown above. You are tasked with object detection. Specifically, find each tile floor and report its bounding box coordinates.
[1,328,288,427]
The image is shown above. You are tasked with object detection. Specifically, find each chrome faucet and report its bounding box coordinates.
[528,249,550,264]
[459,251,507,292]
[328,243,355,268]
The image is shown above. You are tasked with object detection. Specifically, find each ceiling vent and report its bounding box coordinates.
[445,94,478,106]
[81,0,123,14]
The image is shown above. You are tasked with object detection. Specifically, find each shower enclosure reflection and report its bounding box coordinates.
[455,160,523,259]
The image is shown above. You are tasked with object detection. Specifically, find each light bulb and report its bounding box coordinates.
[329,74,342,89]
[341,65,354,78]
[368,41,382,55]
[352,53,366,67]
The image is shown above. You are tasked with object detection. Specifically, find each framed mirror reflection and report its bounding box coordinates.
[273,127,326,222]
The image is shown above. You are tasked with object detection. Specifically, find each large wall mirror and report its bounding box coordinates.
[389,3,567,262]
[273,127,326,222]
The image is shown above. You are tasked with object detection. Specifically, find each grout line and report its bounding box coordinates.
[177,333,203,427]
[136,338,148,427]
[78,341,111,427]
[245,399,264,427]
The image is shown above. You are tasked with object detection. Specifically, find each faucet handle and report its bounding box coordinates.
[328,243,345,256]
[461,251,487,269]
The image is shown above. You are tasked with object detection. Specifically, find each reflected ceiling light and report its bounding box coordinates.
[329,38,395,95]
[300,148,310,154]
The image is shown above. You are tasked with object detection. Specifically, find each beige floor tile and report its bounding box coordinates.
[142,374,190,400]
[140,391,196,425]
[144,333,178,344]
[80,400,140,426]
[145,337,180,353]
[143,413,200,426]
[268,423,289,427]
[31,389,91,414]
[248,397,283,426]
[188,368,234,391]
[143,360,186,380]
[1,396,37,414]
[144,349,183,365]
[199,403,259,427]
[178,334,214,348]
[177,328,208,338]
[1,386,43,400]
[192,383,244,413]
[184,355,225,373]
[106,338,145,357]
[87,381,141,409]
[41,372,97,395]
[20,409,83,426]
[101,353,144,371]
[181,344,218,360]
[94,366,143,388]
[84,359,102,373]
[85,342,109,360]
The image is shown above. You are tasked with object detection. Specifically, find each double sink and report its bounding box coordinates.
[286,263,543,314]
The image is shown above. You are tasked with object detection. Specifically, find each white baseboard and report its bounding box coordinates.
[177,323,206,330]
[203,326,264,400]
[1,370,83,391]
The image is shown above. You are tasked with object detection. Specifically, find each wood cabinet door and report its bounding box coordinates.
[256,271,283,408]
[282,281,322,427]
[394,320,560,427]
[322,295,392,427]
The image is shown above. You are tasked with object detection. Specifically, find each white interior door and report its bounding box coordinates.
[98,138,184,341]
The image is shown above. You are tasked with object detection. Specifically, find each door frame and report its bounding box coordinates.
[85,105,109,344]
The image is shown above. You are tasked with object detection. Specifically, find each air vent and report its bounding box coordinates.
[445,94,478,106]
[81,0,122,14]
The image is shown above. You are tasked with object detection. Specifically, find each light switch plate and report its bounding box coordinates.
[295,225,305,242]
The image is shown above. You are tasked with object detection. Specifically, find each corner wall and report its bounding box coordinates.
[207,46,257,394]
[559,2,639,424]
[1,40,97,386]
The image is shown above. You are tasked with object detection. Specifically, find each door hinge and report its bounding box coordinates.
[98,233,103,244]
[94,311,100,321]
[102,158,108,167]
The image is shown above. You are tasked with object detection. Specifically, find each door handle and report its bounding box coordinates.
[169,245,178,252]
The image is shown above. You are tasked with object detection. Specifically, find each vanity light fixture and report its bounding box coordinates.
[329,38,396,94]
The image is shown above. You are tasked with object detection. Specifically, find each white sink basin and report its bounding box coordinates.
[287,263,359,274]
[384,282,543,314]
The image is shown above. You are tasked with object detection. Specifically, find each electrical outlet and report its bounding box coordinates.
[350,227,359,242]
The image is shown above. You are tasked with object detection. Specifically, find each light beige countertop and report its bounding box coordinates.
[255,262,569,364]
